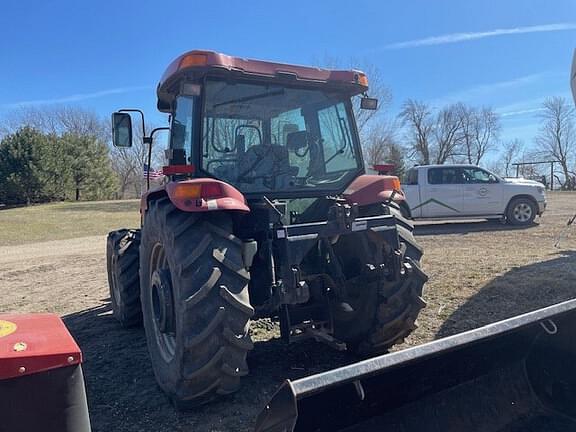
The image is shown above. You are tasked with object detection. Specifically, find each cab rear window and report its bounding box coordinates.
[404,169,418,185]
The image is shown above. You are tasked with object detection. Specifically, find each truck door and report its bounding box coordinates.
[418,167,463,217]
[461,167,503,215]
[402,168,421,217]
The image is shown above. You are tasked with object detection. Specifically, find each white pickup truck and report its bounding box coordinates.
[401,165,547,225]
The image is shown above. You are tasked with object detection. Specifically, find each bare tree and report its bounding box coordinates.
[458,106,500,165]
[0,104,170,198]
[350,61,393,138]
[502,139,524,176]
[315,56,393,140]
[535,96,576,189]
[1,105,106,139]
[364,123,397,166]
[363,124,405,175]
[433,104,464,164]
[399,100,500,166]
[398,99,433,164]
[109,122,166,198]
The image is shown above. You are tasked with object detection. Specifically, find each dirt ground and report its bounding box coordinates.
[1,193,575,431]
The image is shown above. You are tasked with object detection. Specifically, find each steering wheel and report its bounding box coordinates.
[237,146,296,185]
[294,145,309,158]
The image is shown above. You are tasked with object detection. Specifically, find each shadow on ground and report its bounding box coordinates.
[63,303,356,432]
[414,219,536,236]
[436,250,576,338]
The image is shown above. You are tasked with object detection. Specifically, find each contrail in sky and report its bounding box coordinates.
[383,23,576,49]
[2,85,151,108]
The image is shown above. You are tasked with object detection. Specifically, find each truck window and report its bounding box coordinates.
[461,167,498,184]
[404,169,418,185]
[428,167,463,185]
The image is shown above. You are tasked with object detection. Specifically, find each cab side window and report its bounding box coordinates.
[462,168,497,184]
[171,96,195,164]
[428,167,463,185]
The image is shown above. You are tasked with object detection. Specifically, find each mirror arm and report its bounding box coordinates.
[145,127,170,191]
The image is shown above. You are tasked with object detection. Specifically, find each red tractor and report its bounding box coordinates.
[107,50,427,408]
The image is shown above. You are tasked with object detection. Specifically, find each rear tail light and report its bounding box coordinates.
[201,182,223,198]
[171,182,223,201]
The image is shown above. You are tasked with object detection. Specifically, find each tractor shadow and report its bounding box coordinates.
[414,219,536,236]
[436,250,576,339]
[63,301,357,432]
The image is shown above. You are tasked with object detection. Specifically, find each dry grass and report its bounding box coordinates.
[0,192,575,431]
[405,191,576,348]
[0,200,140,246]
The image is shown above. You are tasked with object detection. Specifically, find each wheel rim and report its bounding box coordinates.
[513,202,532,222]
[149,243,176,362]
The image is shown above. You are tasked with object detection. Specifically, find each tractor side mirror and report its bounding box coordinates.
[360,97,378,110]
[112,112,133,148]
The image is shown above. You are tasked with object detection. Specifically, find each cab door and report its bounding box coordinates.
[461,167,503,215]
[418,167,463,217]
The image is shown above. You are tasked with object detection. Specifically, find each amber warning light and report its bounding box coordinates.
[171,182,223,200]
[178,53,208,70]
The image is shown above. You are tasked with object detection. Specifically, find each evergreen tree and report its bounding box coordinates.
[0,127,117,204]
[0,127,47,204]
[58,133,117,200]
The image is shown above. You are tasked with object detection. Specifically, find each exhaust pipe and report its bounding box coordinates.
[254,299,576,432]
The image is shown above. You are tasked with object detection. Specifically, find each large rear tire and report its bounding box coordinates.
[140,197,253,408]
[332,205,427,356]
[106,229,142,328]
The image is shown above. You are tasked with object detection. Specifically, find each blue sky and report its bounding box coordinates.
[1,0,575,159]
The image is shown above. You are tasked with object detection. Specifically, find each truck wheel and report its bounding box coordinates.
[140,197,253,408]
[507,198,537,226]
[106,229,142,327]
[332,207,427,356]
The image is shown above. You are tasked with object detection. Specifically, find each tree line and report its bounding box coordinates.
[0,106,163,205]
[361,93,576,189]
[1,77,575,205]
[0,126,116,205]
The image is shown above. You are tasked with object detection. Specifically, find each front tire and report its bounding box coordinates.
[507,198,537,226]
[140,198,253,408]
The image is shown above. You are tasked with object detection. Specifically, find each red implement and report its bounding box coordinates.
[0,313,91,432]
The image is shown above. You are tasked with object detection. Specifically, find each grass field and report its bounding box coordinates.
[0,200,140,246]
[1,193,575,431]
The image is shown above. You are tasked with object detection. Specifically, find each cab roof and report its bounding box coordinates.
[157,50,369,112]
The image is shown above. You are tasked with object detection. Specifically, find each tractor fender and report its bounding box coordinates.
[343,174,406,207]
[140,179,249,214]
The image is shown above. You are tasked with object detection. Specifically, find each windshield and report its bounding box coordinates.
[201,80,362,196]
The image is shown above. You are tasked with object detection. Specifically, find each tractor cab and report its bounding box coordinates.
[114,50,377,199]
